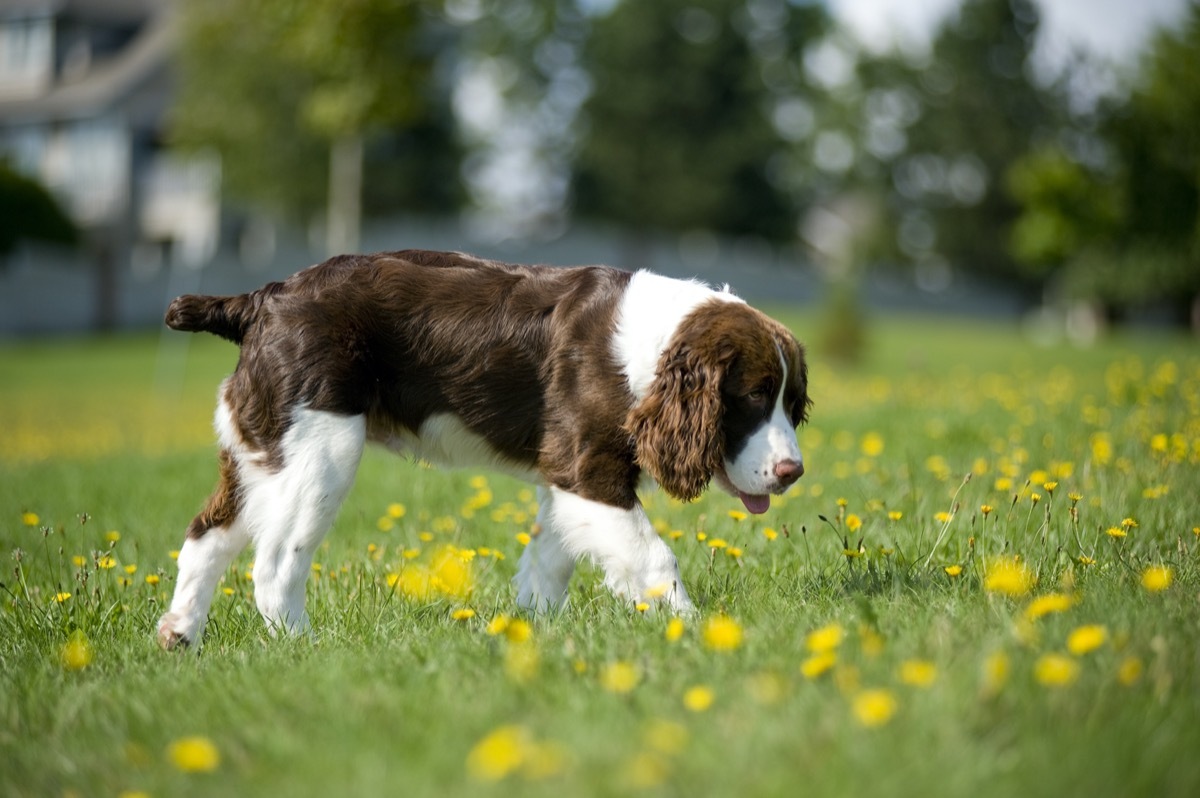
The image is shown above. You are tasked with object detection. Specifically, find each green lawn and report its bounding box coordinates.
[2,316,1198,798]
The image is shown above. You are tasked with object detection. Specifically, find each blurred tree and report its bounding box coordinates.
[173,0,462,254]
[0,162,78,258]
[860,0,1061,294]
[572,0,827,251]
[1005,4,1200,323]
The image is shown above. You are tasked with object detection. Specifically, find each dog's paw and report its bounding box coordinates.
[156,612,192,650]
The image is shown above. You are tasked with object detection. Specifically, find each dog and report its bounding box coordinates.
[157,249,809,648]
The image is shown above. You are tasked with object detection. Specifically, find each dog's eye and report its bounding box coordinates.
[745,389,767,403]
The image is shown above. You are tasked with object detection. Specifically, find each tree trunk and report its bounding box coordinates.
[326,134,363,257]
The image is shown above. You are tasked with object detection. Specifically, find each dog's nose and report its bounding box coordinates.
[774,459,804,486]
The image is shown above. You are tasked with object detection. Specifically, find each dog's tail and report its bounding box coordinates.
[164,292,257,345]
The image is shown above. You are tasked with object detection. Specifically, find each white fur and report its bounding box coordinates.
[516,486,693,614]
[723,354,804,495]
[160,403,365,644]
[376,413,537,482]
[612,270,744,401]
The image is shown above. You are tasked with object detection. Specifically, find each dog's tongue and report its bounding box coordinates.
[739,492,771,515]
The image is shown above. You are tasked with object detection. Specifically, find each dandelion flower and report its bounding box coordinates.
[762,527,778,541]
[806,623,845,654]
[664,617,685,643]
[54,591,72,603]
[980,504,993,517]
[97,555,116,570]
[21,511,40,526]
[1043,481,1057,495]
[852,689,897,728]
[467,725,528,782]
[1077,556,1096,566]
[635,602,650,613]
[1105,527,1127,539]
[702,615,744,652]
[1067,624,1108,656]
[707,538,728,550]
[505,619,533,644]
[145,574,160,586]
[888,511,903,522]
[1141,565,1173,593]
[934,511,953,524]
[727,510,747,521]
[515,532,532,546]
[800,651,837,679]
[983,558,1034,597]
[599,661,640,694]
[451,608,476,621]
[60,631,92,670]
[167,736,220,773]
[1117,657,1143,686]
[487,615,511,636]
[1034,653,1079,687]
[845,514,862,533]
[981,651,1010,697]
[682,685,715,712]
[944,565,962,577]
[1121,517,1137,530]
[387,502,407,519]
[1025,593,1078,621]
[898,659,937,688]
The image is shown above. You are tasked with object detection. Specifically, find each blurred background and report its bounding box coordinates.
[0,0,1196,347]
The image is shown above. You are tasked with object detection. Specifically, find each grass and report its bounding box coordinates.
[2,315,1199,798]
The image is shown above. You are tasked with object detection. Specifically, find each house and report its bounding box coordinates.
[0,0,218,330]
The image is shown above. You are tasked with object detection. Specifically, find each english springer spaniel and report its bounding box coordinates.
[157,249,809,648]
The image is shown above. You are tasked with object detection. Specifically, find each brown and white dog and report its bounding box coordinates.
[157,249,809,648]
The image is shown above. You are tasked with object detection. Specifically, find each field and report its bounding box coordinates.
[2,314,1199,798]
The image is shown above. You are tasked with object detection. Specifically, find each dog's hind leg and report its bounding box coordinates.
[245,408,366,636]
[158,449,251,649]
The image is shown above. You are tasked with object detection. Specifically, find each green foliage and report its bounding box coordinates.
[3,322,1200,796]
[172,0,461,220]
[574,0,826,241]
[0,161,77,256]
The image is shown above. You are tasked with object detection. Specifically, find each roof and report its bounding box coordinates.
[0,7,176,124]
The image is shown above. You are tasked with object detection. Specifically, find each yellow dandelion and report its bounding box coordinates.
[682,685,715,712]
[515,532,532,546]
[1030,493,1041,505]
[487,615,511,636]
[145,574,160,586]
[72,555,87,567]
[635,602,650,613]
[727,546,743,559]
[1105,527,1126,539]
[934,511,953,524]
[1121,517,1138,530]
[169,550,180,560]
[451,608,476,621]
[845,514,862,533]
[167,736,220,773]
[887,510,903,522]
[944,565,962,577]
[1068,492,1083,504]
[806,623,845,654]
[467,725,528,782]
[983,558,1034,597]
[387,502,406,519]
[696,531,708,542]
[1034,653,1080,687]
[1043,481,1057,495]
[727,510,748,521]
[21,511,40,526]
[1077,555,1096,566]
[97,555,116,570]
[1141,565,1173,593]
[702,615,744,652]
[800,651,837,679]
[1025,593,1078,621]
[1070,624,1104,652]
[1117,656,1143,686]
[60,631,92,671]
[899,659,937,688]
[105,530,121,543]
[980,650,1010,697]
[761,526,778,541]
[707,538,728,550]
[505,619,533,644]
[836,497,849,508]
[54,591,72,603]
[980,504,993,517]
[376,516,395,532]
[599,661,640,694]
[861,432,885,457]
[123,563,137,575]
[665,617,685,643]
[852,689,898,728]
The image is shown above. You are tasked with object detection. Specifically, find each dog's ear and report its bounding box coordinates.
[625,342,728,502]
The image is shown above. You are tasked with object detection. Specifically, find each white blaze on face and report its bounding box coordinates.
[722,355,804,514]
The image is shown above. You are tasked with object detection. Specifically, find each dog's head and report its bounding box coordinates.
[625,301,810,513]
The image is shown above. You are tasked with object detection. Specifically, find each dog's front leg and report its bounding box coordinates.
[540,486,694,614]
